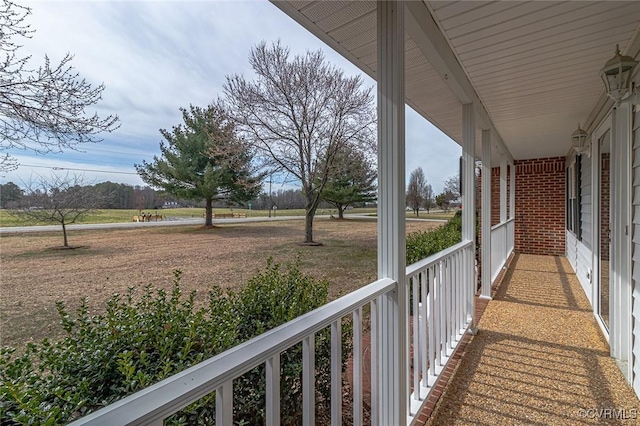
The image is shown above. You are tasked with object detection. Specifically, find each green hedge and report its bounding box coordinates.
[1,258,350,425]
[406,210,462,265]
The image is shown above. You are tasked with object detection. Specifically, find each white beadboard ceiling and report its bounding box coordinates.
[274,1,640,161]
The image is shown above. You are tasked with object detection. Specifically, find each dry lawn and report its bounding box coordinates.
[1,217,440,348]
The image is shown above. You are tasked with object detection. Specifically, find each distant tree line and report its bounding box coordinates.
[0,180,375,212]
[1,181,183,210]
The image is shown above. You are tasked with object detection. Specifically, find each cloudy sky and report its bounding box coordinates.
[2,0,460,194]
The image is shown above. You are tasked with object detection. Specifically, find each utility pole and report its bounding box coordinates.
[268,174,272,218]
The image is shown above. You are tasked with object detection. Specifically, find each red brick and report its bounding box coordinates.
[479,157,565,256]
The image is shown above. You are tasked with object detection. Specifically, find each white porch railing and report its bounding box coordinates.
[490,218,515,282]
[405,240,475,418]
[69,242,475,426]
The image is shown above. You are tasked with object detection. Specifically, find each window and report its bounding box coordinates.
[566,156,582,239]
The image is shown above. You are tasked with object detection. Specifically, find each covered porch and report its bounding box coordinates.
[69,1,640,425]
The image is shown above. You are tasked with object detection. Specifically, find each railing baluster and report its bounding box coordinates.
[457,251,463,333]
[353,308,362,426]
[412,275,419,400]
[331,320,342,425]
[303,335,315,425]
[266,354,280,426]
[447,255,456,350]
[428,266,435,377]
[445,257,451,353]
[215,380,233,426]
[433,264,440,369]
[443,257,448,353]
[439,261,446,363]
[420,271,428,388]
[453,253,459,336]
[370,297,379,426]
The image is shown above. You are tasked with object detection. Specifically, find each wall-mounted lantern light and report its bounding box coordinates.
[571,123,590,156]
[600,44,639,104]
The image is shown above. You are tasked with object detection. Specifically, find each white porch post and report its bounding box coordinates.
[481,129,492,299]
[462,103,477,331]
[510,162,515,220]
[500,158,507,223]
[376,1,407,424]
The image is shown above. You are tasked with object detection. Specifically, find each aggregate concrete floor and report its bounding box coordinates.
[426,254,640,425]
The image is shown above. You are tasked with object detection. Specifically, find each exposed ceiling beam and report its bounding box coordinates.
[405,0,513,163]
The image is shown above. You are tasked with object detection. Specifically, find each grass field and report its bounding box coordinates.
[0,207,453,227]
[0,217,442,348]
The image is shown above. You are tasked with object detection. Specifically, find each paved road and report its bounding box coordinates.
[0,215,306,234]
[0,214,446,234]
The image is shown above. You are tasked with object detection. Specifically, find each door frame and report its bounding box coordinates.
[592,113,611,341]
[591,104,633,381]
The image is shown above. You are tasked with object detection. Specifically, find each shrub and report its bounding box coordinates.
[0,258,349,425]
[229,258,351,425]
[406,210,462,264]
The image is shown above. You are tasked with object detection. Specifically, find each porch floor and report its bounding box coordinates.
[424,254,639,425]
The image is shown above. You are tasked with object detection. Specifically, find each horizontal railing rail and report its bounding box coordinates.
[406,240,473,276]
[70,278,396,426]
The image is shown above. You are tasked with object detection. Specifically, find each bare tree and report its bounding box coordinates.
[9,173,106,247]
[443,174,461,202]
[423,183,433,213]
[407,167,427,217]
[0,1,119,171]
[224,41,375,244]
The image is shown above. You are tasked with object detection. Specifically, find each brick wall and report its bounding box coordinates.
[514,157,565,255]
[488,167,513,226]
[478,157,565,256]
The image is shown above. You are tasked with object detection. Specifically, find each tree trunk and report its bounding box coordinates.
[338,205,345,219]
[205,198,213,226]
[304,208,315,243]
[414,208,419,217]
[62,222,68,247]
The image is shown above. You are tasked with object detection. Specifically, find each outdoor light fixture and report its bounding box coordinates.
[600,44,639,104]
[571,124,590,156]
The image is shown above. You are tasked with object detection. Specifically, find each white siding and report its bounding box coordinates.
[576,241,592,305]
[581,156,593,250]
[566,229,577,271]
[632,105,640,394]
[576,156,593,303]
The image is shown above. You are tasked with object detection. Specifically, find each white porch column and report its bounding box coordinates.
[500,158,507,223]
[481,129,492,299]
[376,1,407,425]
[462,103,477,329]
[510,162,515,220]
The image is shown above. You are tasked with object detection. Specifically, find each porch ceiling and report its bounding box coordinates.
[272,0,640,162]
